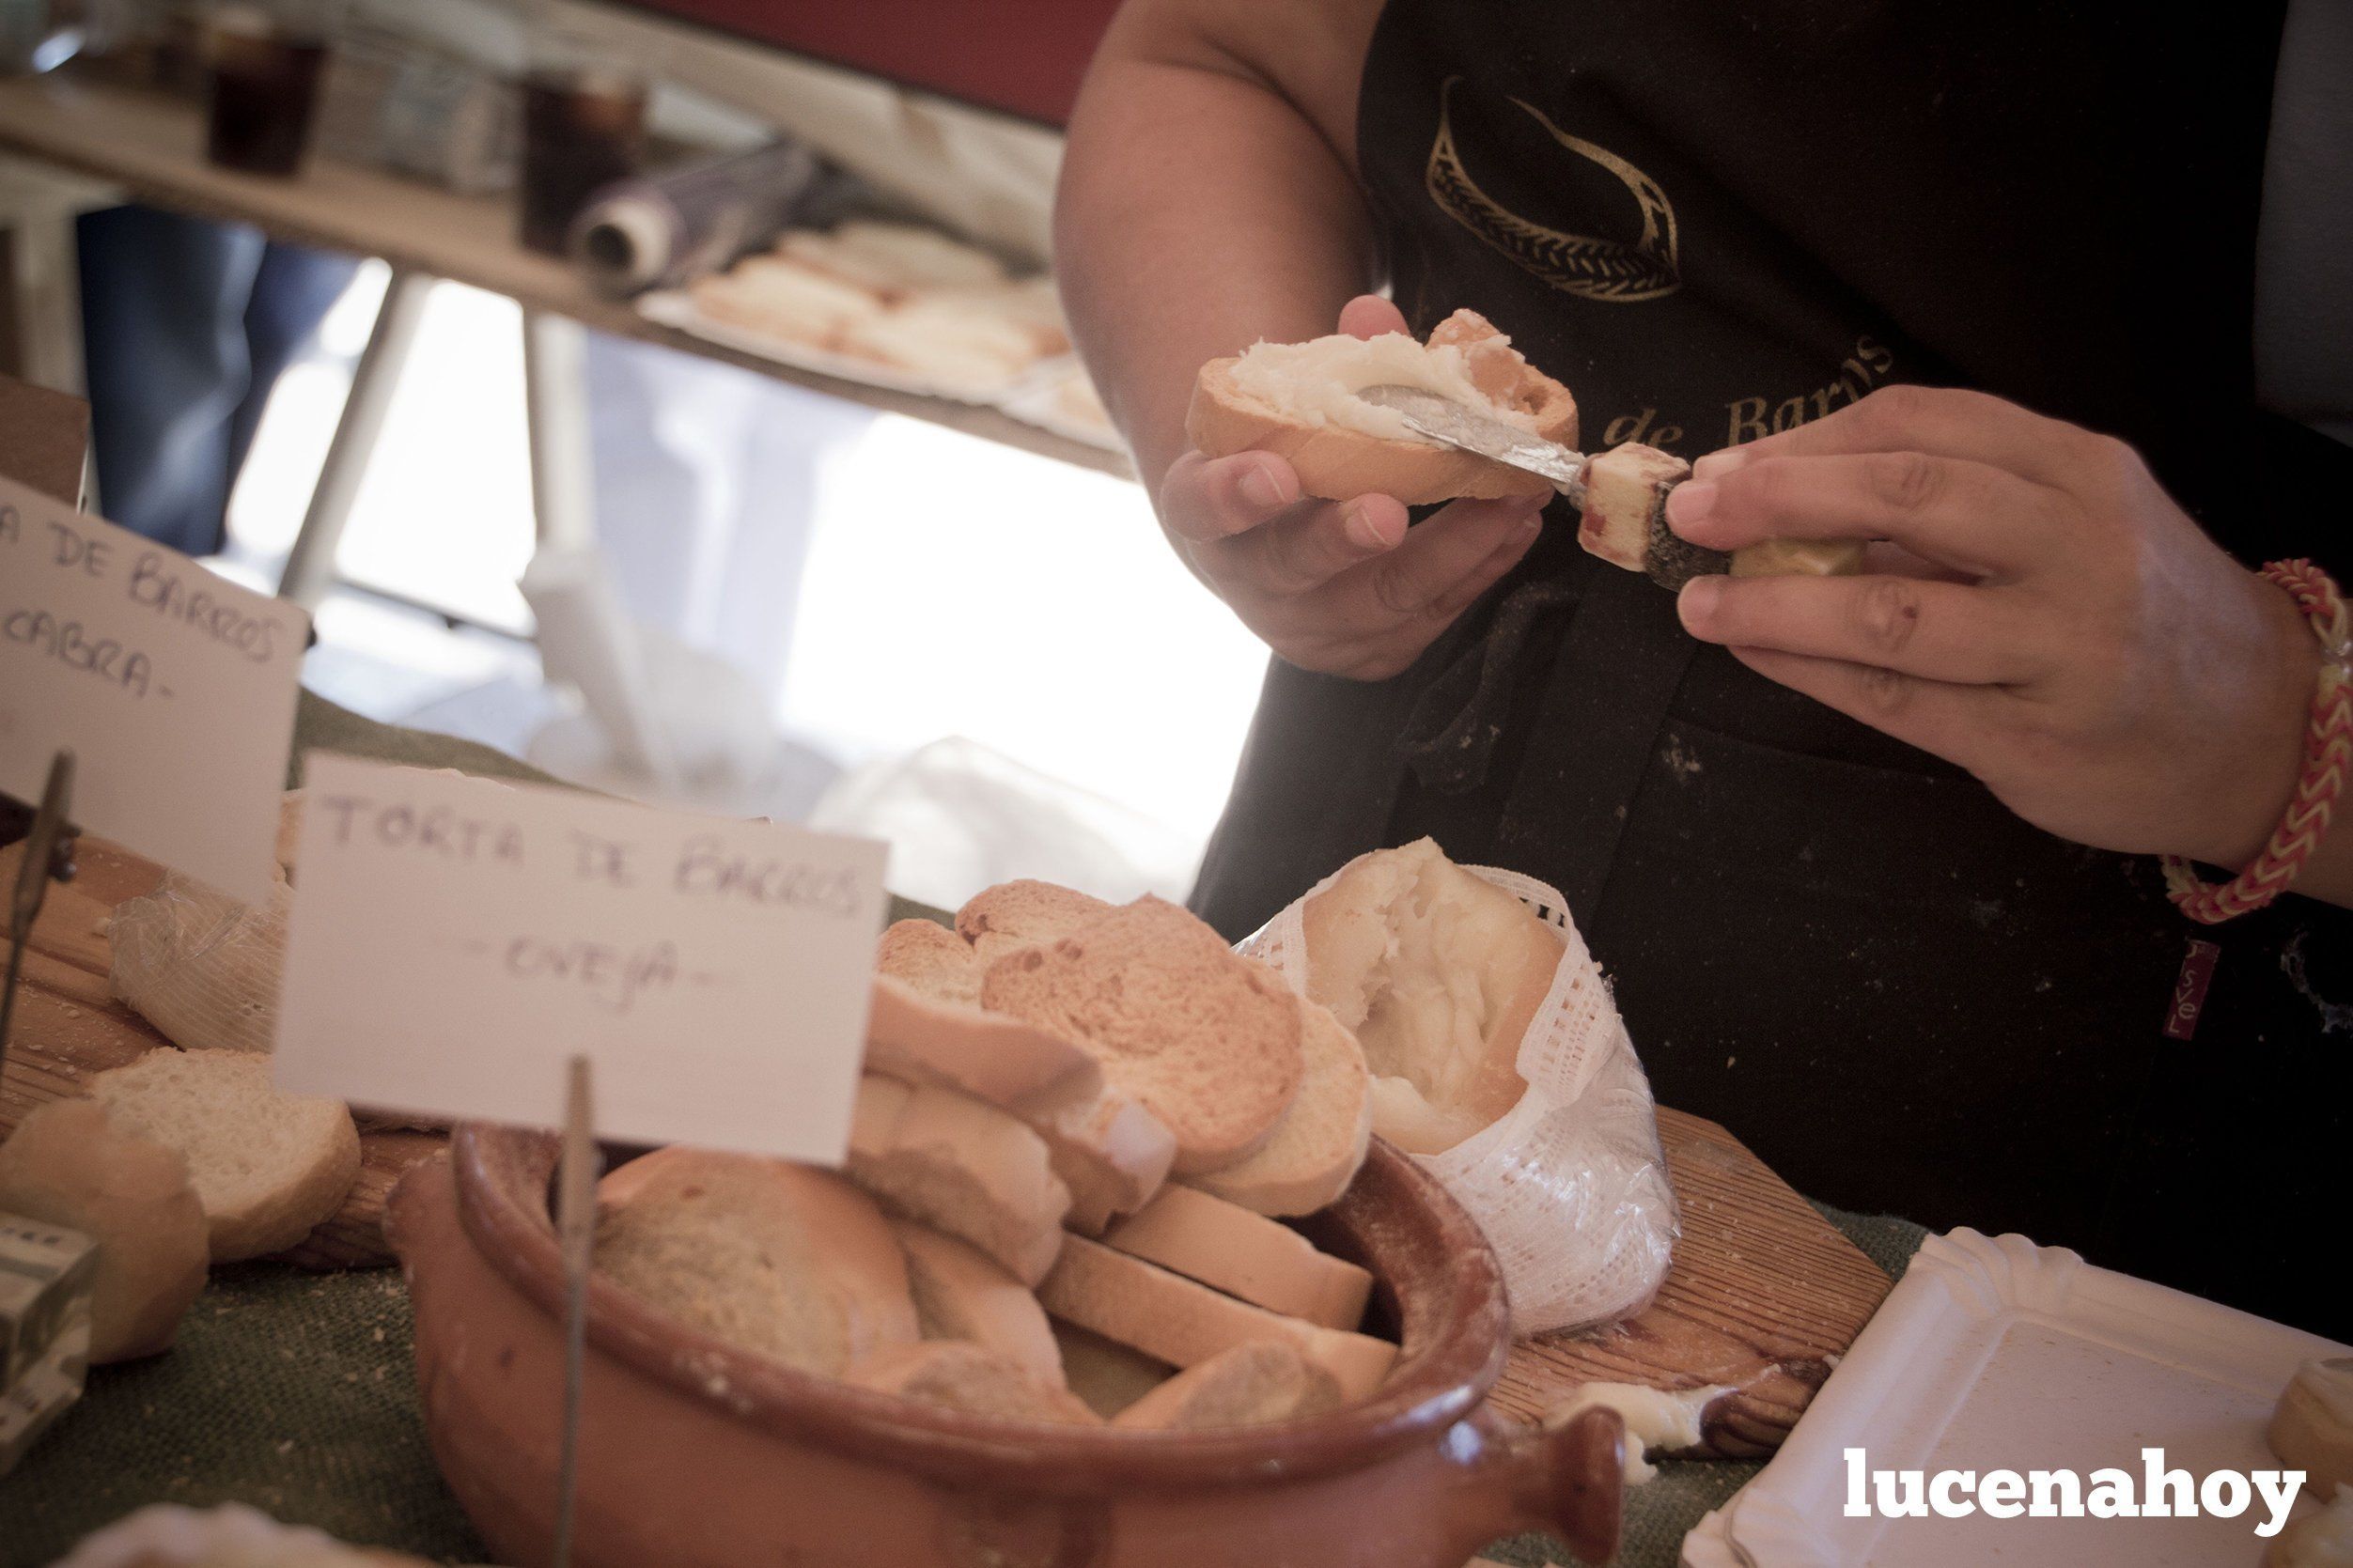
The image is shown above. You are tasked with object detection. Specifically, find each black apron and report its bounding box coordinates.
[1189,1,2351,1340]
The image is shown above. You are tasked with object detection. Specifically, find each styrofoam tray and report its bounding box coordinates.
[1683,1228,2347,1567]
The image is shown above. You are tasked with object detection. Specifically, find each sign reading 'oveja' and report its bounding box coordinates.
[274,755,890,1162]
[0,474,305,905]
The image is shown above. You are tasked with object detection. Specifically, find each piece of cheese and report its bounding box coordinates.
[2273,1358,2353,1498]
[1545,1380,1729,1484]
[1731,538,1868,578]
[1576,443,1724,589]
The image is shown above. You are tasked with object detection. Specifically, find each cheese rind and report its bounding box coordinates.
[1577,442,1726,588]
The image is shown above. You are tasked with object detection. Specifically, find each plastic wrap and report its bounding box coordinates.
[1239,862,1676,1336]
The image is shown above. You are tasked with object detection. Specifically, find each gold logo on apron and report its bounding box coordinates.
[1426,77,1681,303]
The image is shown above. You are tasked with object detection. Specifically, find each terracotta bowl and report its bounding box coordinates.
[387,1127,1625,1568]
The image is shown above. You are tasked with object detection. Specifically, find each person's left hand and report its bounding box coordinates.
[1664,384,2321,869]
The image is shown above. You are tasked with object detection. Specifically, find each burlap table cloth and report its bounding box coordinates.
[0,692,1928,1567]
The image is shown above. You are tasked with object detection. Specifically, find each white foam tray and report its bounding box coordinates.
[1682,1228,2347,1567]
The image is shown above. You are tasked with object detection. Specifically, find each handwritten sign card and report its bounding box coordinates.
[273,755,889,1162]
[0,474,304,905]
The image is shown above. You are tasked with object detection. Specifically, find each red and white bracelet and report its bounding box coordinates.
[2161,559,2352,923]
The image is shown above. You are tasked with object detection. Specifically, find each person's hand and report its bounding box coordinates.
[1155,295,1546,680]
[1665,384,2321,868]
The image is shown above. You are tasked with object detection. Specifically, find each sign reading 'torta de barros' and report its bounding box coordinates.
[274,755,890,1163]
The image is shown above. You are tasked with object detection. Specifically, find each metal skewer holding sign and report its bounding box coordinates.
[552,1055,600,1568]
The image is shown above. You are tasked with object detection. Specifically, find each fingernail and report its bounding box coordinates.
[1239,462,1289,510]
[1691,448,1751,481]
[1665,481,1716,534]
[1677,574,1723,629]
[1345,504,1395,551]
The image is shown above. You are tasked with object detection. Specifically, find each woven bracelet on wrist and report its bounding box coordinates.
[2161,558,2352,923]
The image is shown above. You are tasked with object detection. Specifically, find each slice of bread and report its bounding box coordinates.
[1041,1083,1176,1234]
[1110,1340,1344,1431]
[777,220,1009,297]
[1037,1236,1397,1401]
[865,972,1103,1117]
[877,919,986,1008]
[848,1075,1070,1285]
[845,1342,1100,1425]
[1101,1185,1373,1331]
[0,1098,208,1363]
[109,870,288,1055]
[50,1502,438,1568]
[86,1049,360,1263]
[1052,1320,1175,1420]
[837,298,1044,392]
[955,880,1112,967]
[596,1147,916,1376]
[1302,838,1561,1155]
[980,897,1304,1175]
[1188,309,1577,505]
[1188,998,1372,1217]
[895,1219,1063,1388]
[690,256,881,346]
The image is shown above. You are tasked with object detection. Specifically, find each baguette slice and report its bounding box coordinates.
[1303,838,1561,1155]
[980,896,1304,1176]
[108,870,288,1055]
[865,972,1103,1117]
[1110,1340,1344,1431]
[955,880,1113,967]
[1101,1185,1373,1331]
[895,1219,1063,1388]
[87,1049,360,1263]
[844,1341,1100,1425]
[0,1098,208,1363]
[1188,308,1577,505]
[1188,998,1372,1217]
[848,1075,1070,1285]
[596,1147,916,1376]
[1037,1235,1397,1401]
[1040,1082,1176,1234]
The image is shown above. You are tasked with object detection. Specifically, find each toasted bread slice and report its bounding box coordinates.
[848,1075,1070,1285]
[1188,309,1576,505]
[1052,1320,1175,1420]
[596,1147,916,1376]
[955,879,1113,967]
[844,1342,1100,1425]
[1041,1083,1177,1234]
[1037,1236,1396,1401]
[1189,998,1372,1217]
[87,1048,359,1263]
[865,971,1103,1116]
[895,1219,1063,1388]
[1102,1185,1372,1330]
[980,897,1303,1175]
[1110,1340,1344,1431]
[877,919,986,1008]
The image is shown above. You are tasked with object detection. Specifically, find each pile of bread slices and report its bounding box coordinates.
[593,884,1396,1430]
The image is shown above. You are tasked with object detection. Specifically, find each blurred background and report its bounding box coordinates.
[0,0,1267,909]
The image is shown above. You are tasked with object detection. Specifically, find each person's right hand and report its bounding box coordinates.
[1154,295,1548,681]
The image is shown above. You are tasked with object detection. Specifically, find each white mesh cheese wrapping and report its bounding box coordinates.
[1239,862,1676,1335]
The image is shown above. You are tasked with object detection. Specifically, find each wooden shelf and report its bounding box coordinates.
[0,72,1131,480]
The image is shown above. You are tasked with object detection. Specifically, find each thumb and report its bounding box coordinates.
[1338,294,1410,339]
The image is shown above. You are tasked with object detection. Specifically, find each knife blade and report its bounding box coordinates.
[1357,384,1588,504]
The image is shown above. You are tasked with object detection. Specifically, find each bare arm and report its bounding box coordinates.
[1055,0,1381,489]
[1054,0,1549,680]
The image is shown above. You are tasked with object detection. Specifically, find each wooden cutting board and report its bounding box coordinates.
[1492,1106,1894,1457]
[0,835,440,1269]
